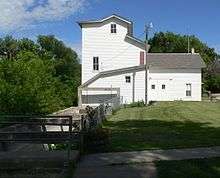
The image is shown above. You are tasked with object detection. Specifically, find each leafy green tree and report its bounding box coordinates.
[0,53,63,114]
[149,32,217,64]
[0,35,81,115]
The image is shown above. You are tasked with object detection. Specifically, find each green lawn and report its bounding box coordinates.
[156,158,220,178]
[103,101,220,152]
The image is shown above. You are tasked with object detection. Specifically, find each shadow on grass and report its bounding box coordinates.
[156,158,220,178]
[103,119,220,152]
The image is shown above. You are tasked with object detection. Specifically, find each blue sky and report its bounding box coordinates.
[0,0,219,56]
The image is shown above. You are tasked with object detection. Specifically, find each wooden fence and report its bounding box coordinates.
[0,115,87,164]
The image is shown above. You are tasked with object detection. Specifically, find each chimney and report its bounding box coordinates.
[191,48,195,54]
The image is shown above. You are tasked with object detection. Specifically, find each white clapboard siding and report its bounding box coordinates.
[82,19,144,84]
[148,69,202,101]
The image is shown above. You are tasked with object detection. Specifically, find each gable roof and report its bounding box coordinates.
[78,14,132,26]
[77,14,133,35]
[80,53,206,88]
[147,53,206,69]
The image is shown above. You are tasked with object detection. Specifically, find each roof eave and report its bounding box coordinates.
[77,14,132,28]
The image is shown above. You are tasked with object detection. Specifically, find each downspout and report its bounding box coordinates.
[132,72,136,103]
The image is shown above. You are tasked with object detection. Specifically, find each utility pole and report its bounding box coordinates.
[187,27,190,53]
[145,23,153,105]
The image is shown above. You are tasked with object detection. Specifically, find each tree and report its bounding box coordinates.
[0,54,63,114]
[0,35,81,115]
[149,32,217,64]
[37,35,81,106]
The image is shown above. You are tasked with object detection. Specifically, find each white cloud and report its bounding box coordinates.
[0,0,86,31]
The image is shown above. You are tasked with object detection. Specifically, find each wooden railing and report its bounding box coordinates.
[0,115,86,164]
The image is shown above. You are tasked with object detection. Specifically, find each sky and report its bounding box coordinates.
[0,0,219,57]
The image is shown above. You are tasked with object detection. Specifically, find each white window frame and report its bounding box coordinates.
[111,24,117,33]
[125,76,131,83]
[93,57,99,71]
[186,83,192,97]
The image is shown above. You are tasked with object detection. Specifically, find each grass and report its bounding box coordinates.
[156,158,220,178]
[103,101,220,152]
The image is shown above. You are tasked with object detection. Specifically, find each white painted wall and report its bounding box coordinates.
[85,68,202,104]
[89,73,134,104]
[81,19,144,84]
[148,69,202,101]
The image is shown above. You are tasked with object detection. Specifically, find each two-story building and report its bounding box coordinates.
[77,14,206,106]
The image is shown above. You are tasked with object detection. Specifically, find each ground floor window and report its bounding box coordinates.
[186,83,192,96]
[151,84,155,89]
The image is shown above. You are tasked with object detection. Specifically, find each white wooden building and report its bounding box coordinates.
[77,14,206,106]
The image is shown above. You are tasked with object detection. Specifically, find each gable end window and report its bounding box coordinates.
[186,83,192,96]
[125,76,131,83]
[151,85,155,89]
[111,24,117,33]
[93,57,99,71]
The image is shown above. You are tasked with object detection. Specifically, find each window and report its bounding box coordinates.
[151,85,155,89]
[162,84,166,89]
[186,83,192,96]
[93,57,99,71]
[111,24,117,33]
[140,51,145,65]
[125,76,131,83]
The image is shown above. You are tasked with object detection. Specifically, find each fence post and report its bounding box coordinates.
[79,115,84,154]
[68,116,73,164]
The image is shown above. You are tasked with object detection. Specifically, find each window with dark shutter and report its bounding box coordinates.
[140,51,145,65]
[111,24,117,33]
[93,57,99,71]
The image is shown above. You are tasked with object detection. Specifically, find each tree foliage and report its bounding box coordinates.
[0,35,81,115]
[149,32,217,64]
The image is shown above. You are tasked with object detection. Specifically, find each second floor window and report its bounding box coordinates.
[125,76,131,83]
[93,57,99,71]
[111,24,117,33]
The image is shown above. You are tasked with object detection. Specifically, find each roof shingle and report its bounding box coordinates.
[148,53,206,69]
